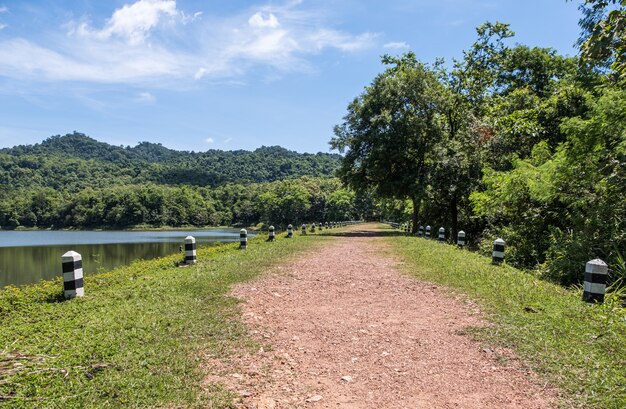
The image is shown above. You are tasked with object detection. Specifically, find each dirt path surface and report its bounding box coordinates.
[204,226,556,408]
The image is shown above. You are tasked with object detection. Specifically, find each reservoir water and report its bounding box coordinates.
[0,229,248,288]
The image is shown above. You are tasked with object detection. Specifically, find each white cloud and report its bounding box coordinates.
[248,12,280,28]
[384,41,410,50]
[223,137,233,143]
[206,137,215,144]
[73,0,178,46]
[0,0,377,85]
[0,38,188,82]
[136,91,156,103]
[0,24,6,31]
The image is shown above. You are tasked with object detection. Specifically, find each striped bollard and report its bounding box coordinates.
[185,236,197,264]
[268,226,275,242]
[240,229,248,250]
[438,227,445,242]
[492,238,505,264]
[583,259,608,303]
[418,225,424,237]
[311,223,316,233]
[457,230,466,247]
[425,225,431,239]
[319,222,324,231]
[325,222,329,229]
[62,251,84,299]
[301,224,307,235]
[287,224,293,238]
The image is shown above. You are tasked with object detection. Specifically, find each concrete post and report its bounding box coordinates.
[184,236,197,264]
[492,238,505,264]
[425,225,431,239]
[287,224,293,238]
[240,229,248,250]
[438,227,445,242]
[62,251,84,299]
[583,259,609,303]
[268,225,275,242]
[457,230,466,247]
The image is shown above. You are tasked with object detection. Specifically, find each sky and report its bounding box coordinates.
[0,0,584,153]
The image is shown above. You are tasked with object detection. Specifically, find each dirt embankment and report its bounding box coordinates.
[204,228,556,408]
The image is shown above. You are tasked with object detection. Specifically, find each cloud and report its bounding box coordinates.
[223,137,233,143]
[0,24,6,31]
[248,12,280,28]
[0,0,377,86]
[73,0,178,46]
[384,41,410,50]
[136,92,156,103]
[206,137,214,144]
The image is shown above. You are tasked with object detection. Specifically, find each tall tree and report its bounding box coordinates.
[330,53,445,230]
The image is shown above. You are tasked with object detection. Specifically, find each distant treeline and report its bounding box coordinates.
[0,133,355,229]
[0,132,341,192]
[0,177,373,230]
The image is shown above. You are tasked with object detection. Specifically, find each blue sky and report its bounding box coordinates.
[0,0,583,153]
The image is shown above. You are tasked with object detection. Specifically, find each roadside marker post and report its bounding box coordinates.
[184,236,197,264]
[492,238,505,264]
[62,251,84,299]
[583,259,608,303]
[240,229,248,249]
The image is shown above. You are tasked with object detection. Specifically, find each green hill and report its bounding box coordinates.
[0,132,341,193]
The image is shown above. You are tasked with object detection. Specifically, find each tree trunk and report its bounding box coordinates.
[411,196,420,234]
[450,194,458,244]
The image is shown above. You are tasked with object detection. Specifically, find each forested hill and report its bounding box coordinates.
[0,132,341,192]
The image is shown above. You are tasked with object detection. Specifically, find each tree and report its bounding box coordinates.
[575,0,626,81]
[331,53,445,231]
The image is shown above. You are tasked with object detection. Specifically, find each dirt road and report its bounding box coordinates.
[204,226,556,408]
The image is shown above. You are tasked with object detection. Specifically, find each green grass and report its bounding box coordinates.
[0,231,332,408]
[386,228,626,409]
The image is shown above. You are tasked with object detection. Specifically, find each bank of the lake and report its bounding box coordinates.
[0,228,327,408]
[0,228,252,288]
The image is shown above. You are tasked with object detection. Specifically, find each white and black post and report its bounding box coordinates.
[185,236,197,264]
[240,228,248,249]
[301,224,307,235]
[492,238,505,264]
[438,227,445,242]
[62,251,84,299]
[268,225,275,242]
[287,224,293,238]
[583,259,608,303]
[311,223,316,233]
[418,225,424,237]
[457,230,466,247]
[425,225,431,239]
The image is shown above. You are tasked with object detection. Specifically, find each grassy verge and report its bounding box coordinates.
[386,228,626,409]
[0,230,332,408]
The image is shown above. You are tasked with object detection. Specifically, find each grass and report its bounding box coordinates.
[386,227,626,409]
[0,230,332,408]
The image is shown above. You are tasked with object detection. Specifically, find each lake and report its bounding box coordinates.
[0,229,249,288]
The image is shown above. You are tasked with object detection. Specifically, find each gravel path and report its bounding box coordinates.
[204,226,556,408]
